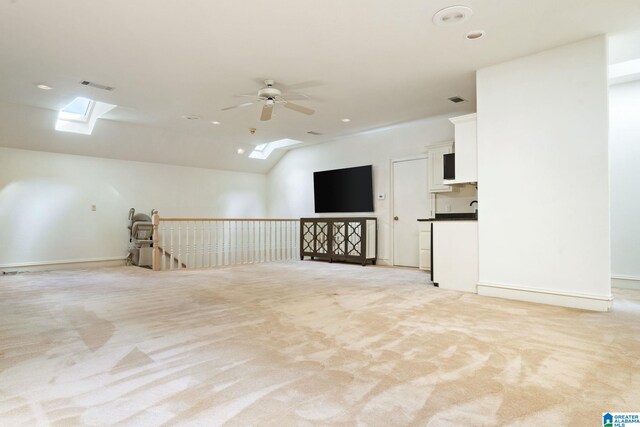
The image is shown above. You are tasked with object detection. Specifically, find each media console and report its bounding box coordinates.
[300,217,377,266]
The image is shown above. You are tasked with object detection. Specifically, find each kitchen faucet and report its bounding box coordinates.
[470,200,478,213]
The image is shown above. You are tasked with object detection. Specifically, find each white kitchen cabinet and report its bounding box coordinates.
[445,113,477,184]
[427,142,453,193]
[432,220,478,293]
[418,221,431,270]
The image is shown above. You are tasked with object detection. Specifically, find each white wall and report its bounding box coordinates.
[609,80,640,285]
[267,114,477,263]
[0,147,266,267]
[476,36,611,310]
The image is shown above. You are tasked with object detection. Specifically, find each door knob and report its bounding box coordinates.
[394,216,399,221]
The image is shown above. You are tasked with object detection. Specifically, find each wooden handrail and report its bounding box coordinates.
[158,218,299,222]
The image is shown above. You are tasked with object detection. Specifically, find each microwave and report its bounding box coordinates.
[443,153,455,180]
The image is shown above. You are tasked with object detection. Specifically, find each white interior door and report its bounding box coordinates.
[393,158,430,267]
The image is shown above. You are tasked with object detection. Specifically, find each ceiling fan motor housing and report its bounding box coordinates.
[258,87,281,98]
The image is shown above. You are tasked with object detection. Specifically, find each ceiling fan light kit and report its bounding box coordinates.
[222,79,316,121]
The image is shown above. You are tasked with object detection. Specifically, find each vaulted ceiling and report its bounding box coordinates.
[1,0,639,173]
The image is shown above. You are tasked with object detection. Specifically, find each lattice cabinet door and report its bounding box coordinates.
[314,222,329,254]
[301,221,315,255]
[331,221,346,257]
[345,221,363,258]
[300,219,330,259]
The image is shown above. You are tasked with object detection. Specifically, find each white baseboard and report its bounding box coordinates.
[0,257,127,273]
[477,282,613,312]
[611,275,640,289]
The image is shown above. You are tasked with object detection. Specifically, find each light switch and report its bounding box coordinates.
[91,205,97,211]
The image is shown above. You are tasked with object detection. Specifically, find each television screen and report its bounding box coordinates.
[313,165,374,213]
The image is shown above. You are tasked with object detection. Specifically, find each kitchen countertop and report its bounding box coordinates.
[418,218,477,221]
[418,213,477,221]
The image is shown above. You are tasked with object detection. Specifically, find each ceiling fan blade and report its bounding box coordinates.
[221,102,254,111]
[281,91,310,101]
[283,102,315,115]
[279,80,323,92]
[260,103,273,121]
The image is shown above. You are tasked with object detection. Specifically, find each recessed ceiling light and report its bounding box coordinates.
[181,115,201,120]
[36,84,53,90]
[237,148,245,155]
[341,118,351,123]
[433,6,473,26]
[466,30,485,40]
[211,121,221,125]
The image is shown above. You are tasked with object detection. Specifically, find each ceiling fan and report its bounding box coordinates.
[221,79,315,121]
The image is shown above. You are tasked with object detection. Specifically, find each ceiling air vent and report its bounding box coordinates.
[80,80,115,91]
[448,96,467,104]
[307,131,322,136]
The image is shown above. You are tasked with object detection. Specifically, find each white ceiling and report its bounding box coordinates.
[1,0,639,173]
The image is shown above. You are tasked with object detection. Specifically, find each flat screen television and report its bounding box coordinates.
[313,165,374,213]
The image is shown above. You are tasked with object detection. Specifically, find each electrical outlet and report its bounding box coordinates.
[91,205,96,211]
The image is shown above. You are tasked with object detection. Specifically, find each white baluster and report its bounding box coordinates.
[193,221,197,269]
[269,221,273,261]
[279,221,282,261]
[261,221,265,262]
[265,221,268,263]
[208,221,212,268]
[240,221,244,264]
[252,221,256,264]
[228,220,232,265]
[278,221,282,261]
[214,221,218,267]
[161,223,166,270]
[178,223,182,269]
[170,223,174,270]
[232,220,235,265]
[186,223,190,268]
[288,221,291,260]
[200,221,204,268]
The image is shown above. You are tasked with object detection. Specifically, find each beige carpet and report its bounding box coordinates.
[0,262,639,426]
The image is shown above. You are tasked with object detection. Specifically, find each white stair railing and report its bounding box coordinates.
[152,213,300,271]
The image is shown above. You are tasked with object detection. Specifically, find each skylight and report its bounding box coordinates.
[55,97,116,135]
[58,97,94,122]
[249,139,303,160]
